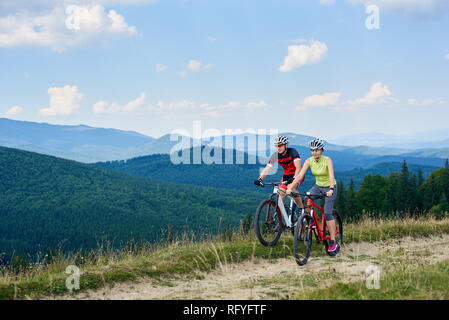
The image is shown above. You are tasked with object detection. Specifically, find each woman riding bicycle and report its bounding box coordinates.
[286,138,340,254]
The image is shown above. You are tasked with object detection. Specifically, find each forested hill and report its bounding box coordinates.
[0,146,260,259]
[95,149,440,191]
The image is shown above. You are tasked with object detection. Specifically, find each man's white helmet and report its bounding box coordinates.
[309,138,324,150]
[274,135,289,146]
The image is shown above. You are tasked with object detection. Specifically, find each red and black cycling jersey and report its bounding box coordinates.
[267,147,301,175]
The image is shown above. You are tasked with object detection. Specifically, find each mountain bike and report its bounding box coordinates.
[293,192,343,266]
[254,181,302,246]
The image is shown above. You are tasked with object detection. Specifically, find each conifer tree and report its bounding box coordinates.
[417,168,424,187]
[398,160,410,212]
[345,177,357,220]
[440,193,449,215]
[335,180,346,216]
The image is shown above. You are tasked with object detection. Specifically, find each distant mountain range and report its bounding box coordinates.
[329,129,449,149]
[0,118,154,162]
[1,118,449,163]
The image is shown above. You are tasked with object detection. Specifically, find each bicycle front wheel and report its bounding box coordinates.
[293,213,313,266]
[254,199,283,246]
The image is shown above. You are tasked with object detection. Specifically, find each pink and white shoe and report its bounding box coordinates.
[327,240,340,253]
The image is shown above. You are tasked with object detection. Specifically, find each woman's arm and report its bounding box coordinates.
[326,157,335,197]
[326,157,335,188]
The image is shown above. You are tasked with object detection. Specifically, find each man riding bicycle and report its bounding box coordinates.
[254,135,304,219]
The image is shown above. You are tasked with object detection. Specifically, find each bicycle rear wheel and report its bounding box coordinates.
[293,213,313,266]
[323,209,343,256]
[254,199,284,246]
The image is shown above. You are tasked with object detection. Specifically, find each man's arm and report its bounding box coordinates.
[287,158,309,193]
[290,158,302,183]
[258,164,271,180]
[258,153,277,180]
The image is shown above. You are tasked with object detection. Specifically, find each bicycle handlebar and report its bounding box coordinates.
[255,181,302,197]
[255,181,287,187]
[255,182,329,198]
[298,192,326,198]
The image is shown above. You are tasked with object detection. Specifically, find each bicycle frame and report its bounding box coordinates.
[270,186,297,229]
[302,197,336,242]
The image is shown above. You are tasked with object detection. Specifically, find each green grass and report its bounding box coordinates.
[295,259,449,300]
[1,215,449,300]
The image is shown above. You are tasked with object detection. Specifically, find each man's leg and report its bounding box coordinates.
[278,192,286,210]
[294,195,303,208]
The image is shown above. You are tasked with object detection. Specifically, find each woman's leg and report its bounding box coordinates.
[326,220,336,241]
[323,185,338,241]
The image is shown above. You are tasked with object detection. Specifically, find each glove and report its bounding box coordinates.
[254,178,263,186]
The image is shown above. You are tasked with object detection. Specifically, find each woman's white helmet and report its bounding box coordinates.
[309,138,324,150]
[274,135,289,146]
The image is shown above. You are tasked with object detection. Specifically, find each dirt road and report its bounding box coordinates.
[53,234,449,300]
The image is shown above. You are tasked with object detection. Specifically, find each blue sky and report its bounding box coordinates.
[1,0,448,139]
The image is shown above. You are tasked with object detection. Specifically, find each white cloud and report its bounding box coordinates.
[179,71,188,78]
[0,1,157,14]
[445,53,449,60]
[407,98,419,105]
[222,101,241,108]
[93,92,146,114]
[92,94,266,118]
[247,101,268,108]
[40,85,83,116]
[408,98,444,106]
[335,82,398,111]
[347,0,449,18]
[200,101,242,117]
[92,101,109,114]
[0,4,138,51]
[351,82,394,105]
[156,63,167,72]
[421,98,444,105]
[187,59,213,72]
[278,39,327,72]
[6,105,23,115]
[320,0,335,5]
[208,36,216,43]
[154,99,196,111]
[199,100,268,117]
[296,82,398,112]
[296,92,341,111]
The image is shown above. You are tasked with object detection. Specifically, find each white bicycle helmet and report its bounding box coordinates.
[309,138,324,150]
[274,135,289,146]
